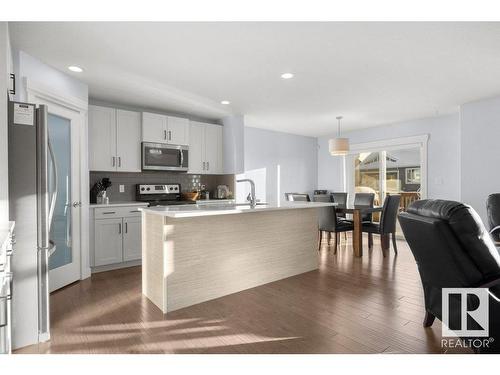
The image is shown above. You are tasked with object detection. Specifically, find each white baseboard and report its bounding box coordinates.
[91,259,141,274]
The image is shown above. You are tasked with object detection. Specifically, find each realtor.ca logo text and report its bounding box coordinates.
[441,288,493,350]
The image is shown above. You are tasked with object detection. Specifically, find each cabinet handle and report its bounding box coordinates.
[118,156,121,168]
[103,211,116,214]
[118,223,122,234]
[168,130,172,141]
[112,156,116,167]
[207,161,209,170]
[125,222,128,233]
[164,130,167,140]
[202,161,205,170]
[130,210,140,213]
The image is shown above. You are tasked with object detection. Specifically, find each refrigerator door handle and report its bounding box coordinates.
[36,104,50,342]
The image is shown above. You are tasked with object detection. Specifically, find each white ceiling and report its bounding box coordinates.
[9,22,500,137]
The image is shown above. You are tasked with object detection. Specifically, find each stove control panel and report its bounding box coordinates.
[137,184,180,195]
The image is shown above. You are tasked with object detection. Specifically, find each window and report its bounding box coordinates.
[405,167,421,184]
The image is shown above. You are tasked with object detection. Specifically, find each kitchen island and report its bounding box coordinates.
[139,202,335,313]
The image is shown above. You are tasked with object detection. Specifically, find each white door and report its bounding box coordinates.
[188,121,205,174]
[116,109,141,172]
[142,112,167,143]
[88,105,117,171]
[204,123,222,174]
[46,108,82,292]
[167,116,189,145]
[123,216,142,261]
[94,218,123,266]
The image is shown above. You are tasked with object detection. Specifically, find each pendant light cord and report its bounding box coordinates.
[336,116,343,137]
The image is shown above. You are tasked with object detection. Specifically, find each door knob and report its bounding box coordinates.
[72,201,82,208]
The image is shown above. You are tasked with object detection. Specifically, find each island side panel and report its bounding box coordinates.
[163,208,319,312]
[141,212,167,313]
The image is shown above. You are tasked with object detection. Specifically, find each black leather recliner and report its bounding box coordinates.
[486,193,500,244]
[399,199,500,353]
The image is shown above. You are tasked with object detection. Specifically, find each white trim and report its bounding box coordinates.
[345,134,429,199]
[348,134,429,153]
[24,78,88,112]
[26,79,91,282]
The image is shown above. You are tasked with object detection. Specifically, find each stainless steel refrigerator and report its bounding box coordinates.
[8,101,56,347]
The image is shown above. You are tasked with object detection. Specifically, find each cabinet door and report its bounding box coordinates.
[142,112,167,143]
[116,109,142,172]
[94,218,123,266]
[188,121,205,174]
[123,216,142,262]
[204,124,223,174]
[88,105,117,171]
[167,116,189,145]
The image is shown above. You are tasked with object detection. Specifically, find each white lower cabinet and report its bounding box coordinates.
[91,205,146,269]
[94,218,123,266]
[123,216,142,262]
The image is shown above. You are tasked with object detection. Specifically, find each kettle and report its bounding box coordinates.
[216,185,229,199]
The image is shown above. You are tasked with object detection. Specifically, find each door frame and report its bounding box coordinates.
[345,134,429,202]
[25,78,91,285]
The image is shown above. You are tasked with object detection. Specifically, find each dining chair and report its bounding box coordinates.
[354,193,375,222]
[362,195,401,255]
[486,193,500,245]
[331,192,348,238]
[315,198,354,253]
[285,193,311,202]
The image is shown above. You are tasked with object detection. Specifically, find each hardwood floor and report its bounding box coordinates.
[16,234,470,354]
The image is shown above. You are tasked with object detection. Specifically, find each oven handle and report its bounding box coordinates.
[180,149,184,167]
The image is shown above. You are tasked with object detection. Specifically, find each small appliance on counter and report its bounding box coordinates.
[136,184,196,206]
[216,185,230,199]
[90,178,112,204]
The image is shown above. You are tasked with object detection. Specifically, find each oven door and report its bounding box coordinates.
[142,143,189,171]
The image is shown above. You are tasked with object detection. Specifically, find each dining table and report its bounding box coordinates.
[336,205,383,257]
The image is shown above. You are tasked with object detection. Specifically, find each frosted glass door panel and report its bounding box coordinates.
[48,114,73,270]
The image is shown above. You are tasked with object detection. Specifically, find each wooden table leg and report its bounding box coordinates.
[353,210,363,257]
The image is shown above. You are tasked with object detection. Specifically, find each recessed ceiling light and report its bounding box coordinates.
[221,100,230,105]
[281,73,294,79]
[68,66,83,73]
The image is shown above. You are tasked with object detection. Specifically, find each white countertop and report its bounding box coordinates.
[139,202,337,218]
[90,202,149,208]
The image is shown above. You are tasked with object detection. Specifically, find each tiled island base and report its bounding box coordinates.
[141,208,320,313]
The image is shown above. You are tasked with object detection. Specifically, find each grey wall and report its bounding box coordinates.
[238,127,318,204]
[317,113,461,201]
[90,171,234,202]
[461,96,500,223]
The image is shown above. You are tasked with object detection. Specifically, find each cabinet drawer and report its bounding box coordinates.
[94,206,146,219]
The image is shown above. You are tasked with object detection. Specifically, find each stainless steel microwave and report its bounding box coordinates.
[142,142,189,172]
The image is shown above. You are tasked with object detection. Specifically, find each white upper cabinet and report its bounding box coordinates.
[89,105,141,172]
[204,124,223,174]
[188,121,223,174]
[142,112,167,143]
[142,112,189,145]
[167,116,189,145]
[116,109,142,172]
[188,122,205,174]
[89,105,117,171]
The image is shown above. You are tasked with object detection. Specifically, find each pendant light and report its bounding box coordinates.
[329,116,349,156]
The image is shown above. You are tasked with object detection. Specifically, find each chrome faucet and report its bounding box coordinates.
[236,179,257,208]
